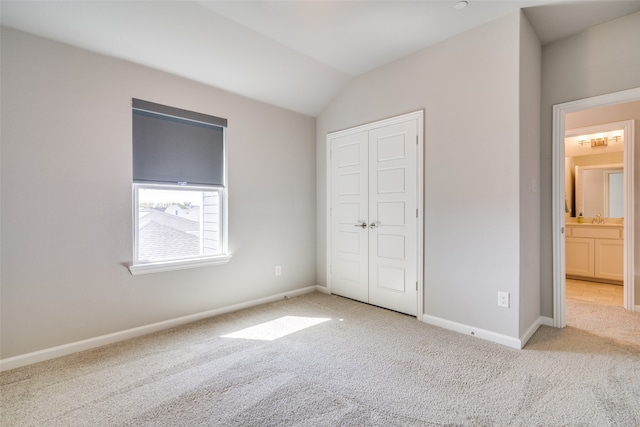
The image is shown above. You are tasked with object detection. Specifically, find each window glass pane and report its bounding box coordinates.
[137,187,221,263]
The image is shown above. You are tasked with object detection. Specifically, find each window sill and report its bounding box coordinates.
[128,254,232,276]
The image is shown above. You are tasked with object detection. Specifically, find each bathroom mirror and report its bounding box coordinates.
[574,164,623,218]
[564,124,625,219]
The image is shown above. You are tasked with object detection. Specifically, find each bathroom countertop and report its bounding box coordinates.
[566,222,623,227]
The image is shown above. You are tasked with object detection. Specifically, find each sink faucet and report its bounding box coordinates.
[593,213,604,224]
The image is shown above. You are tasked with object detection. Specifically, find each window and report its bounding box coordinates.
[129,99,230,275]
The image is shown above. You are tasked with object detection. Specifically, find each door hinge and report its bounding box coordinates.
[330,150,332,160]
[416,281,418,291]
[416,135,418,145]
[416,209,418,218]
[330,207,332,217]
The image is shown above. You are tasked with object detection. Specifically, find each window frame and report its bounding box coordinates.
[128,98,230,276]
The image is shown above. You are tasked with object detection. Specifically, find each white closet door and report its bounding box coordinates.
[368,120,418,315]
[329,114,420,316]
[330,131,369,302]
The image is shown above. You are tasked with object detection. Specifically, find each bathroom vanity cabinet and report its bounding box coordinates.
[565,224,623,283]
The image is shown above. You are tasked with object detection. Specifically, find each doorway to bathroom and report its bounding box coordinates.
[564,119,628,308]
[552,88,639,328]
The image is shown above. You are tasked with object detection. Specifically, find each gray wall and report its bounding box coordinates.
[317,12,537,339]
[519,13,542,336]
[0,28,317,359]
[540,12,640,316]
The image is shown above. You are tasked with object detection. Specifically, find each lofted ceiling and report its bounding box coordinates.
[1,0,639,116]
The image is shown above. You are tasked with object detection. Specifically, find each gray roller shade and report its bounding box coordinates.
[132,99,226,186]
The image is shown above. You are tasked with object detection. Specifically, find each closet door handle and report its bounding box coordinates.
[354,222,367,229]
[369,221,380,229]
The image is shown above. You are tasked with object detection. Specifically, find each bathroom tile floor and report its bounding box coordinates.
[566,278,623,306]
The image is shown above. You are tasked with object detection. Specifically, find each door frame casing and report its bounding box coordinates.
[552,88,639,327]
[326,110,424,320]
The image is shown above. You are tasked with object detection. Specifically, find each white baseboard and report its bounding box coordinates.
[421,314,523,349]
[520,316,542,348]
[0,285,322,372]
[315,285,330,294]
[539,316,555,327]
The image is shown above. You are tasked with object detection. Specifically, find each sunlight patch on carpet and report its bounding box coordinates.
[221,316,331,341]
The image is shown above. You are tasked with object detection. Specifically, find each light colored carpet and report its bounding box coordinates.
[1,293,639,426]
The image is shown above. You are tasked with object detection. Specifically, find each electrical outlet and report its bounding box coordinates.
[498,291,509,308]
[275,265,282,276]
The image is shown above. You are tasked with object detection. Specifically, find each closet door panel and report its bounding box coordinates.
[330,131,369,302]
[368,120,418,316]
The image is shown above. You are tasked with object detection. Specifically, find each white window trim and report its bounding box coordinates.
[128,254,232,275]
[129,183,230,275]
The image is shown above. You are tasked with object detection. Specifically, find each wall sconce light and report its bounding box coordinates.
[578,135,621,147]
